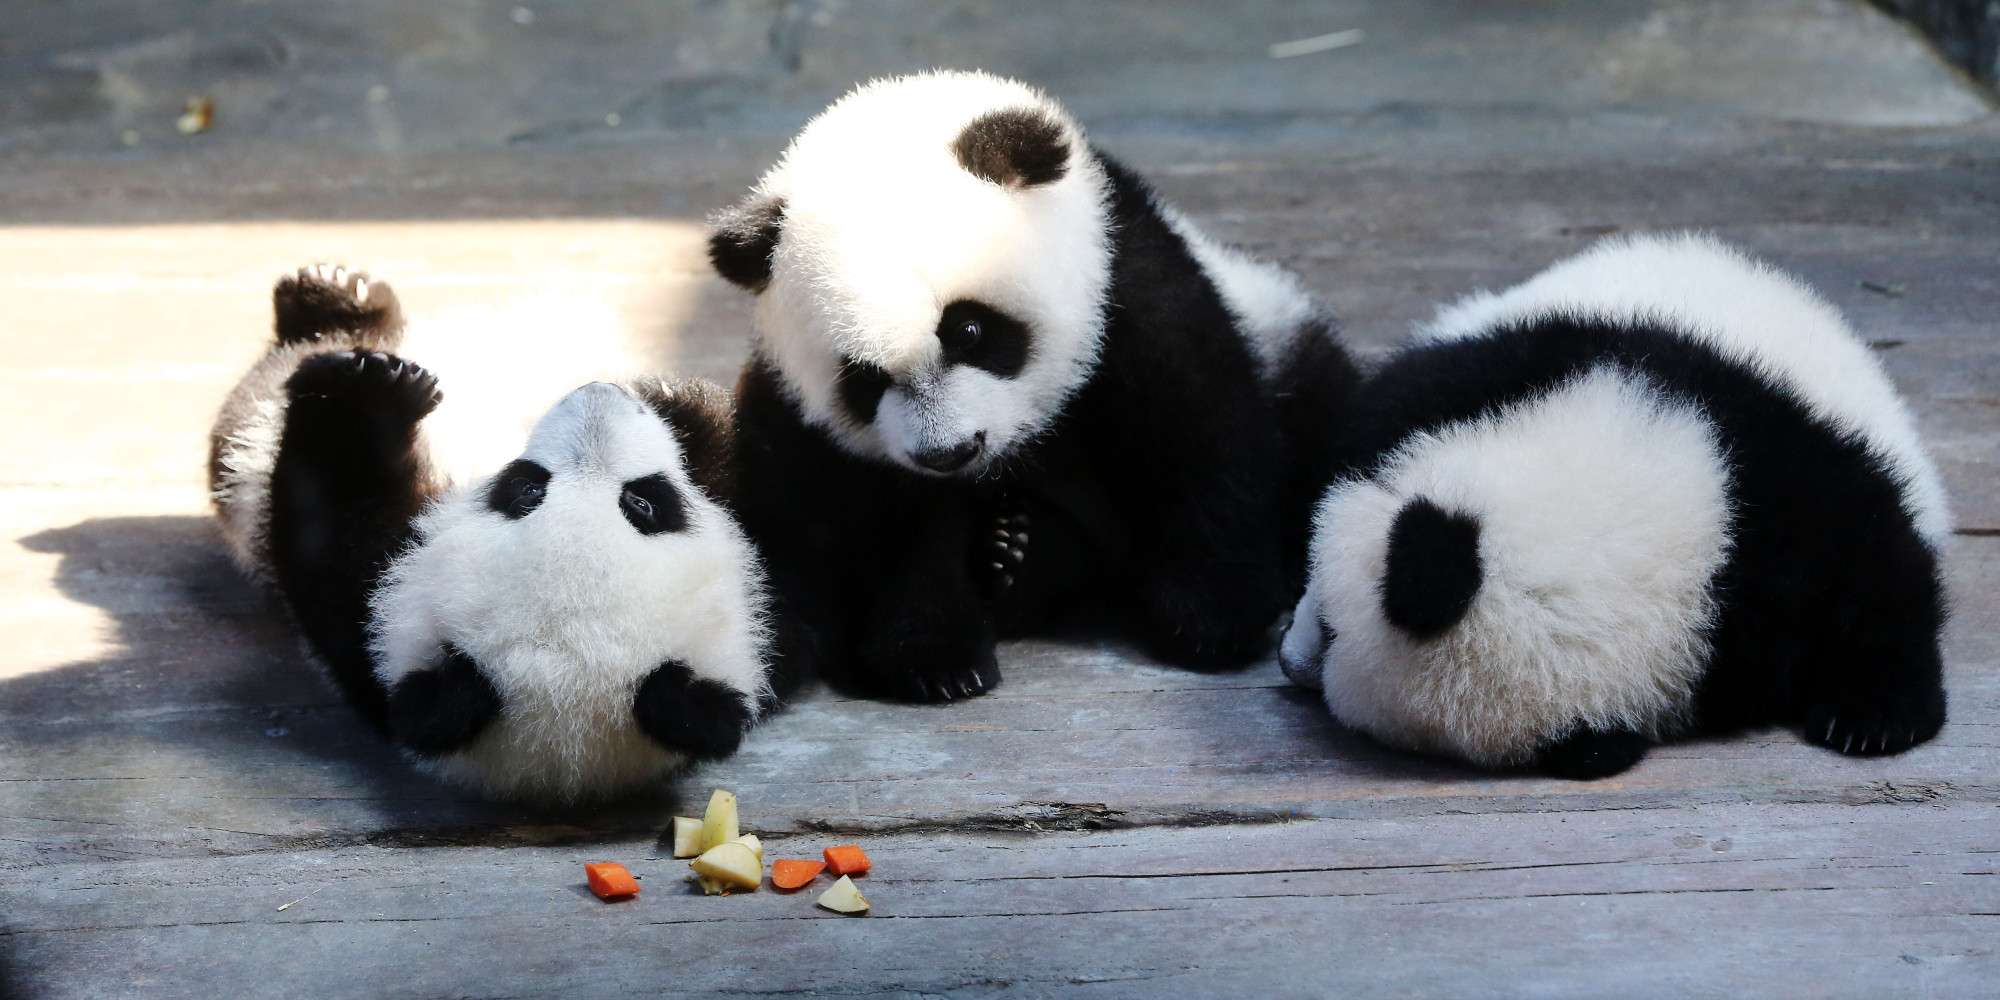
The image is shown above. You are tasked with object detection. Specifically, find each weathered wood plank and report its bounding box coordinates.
[4,803,1995,998]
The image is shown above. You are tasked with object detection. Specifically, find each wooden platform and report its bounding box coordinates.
[2,2,1997,996]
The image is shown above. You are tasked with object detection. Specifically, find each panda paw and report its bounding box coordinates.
[287,350,442,423]
[976,509,1031,601]
[274,263,404,345]
[1137,575,1277,671]
[1536,724,1651,779]
[631,659,754,760]
[860,633,1001,703]
[1804,686,1945,757]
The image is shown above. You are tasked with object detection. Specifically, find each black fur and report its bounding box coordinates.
[267,349,441,731]
[387,646,503,757]
[834,357,895,424]
[952,107,1070,187]
[937,300,1032,377]
[619,473,687,535]
[635,376,741,506]
[1537,723,1652,779]
[487,459,550,519]
[707,196,786,292]
[1381,498,1483,640]
[631,658,754,759]
[727,152,1352,701]
[1340,315,1948,768]
[273,265,404,345]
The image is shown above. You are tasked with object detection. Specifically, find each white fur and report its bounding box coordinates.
[1294,368,1733,767]
[1160,205,1325,376]
[212,387,289,581]
[747,70,1114,473]
[369,382,769,803]
[1422,232,1950,546]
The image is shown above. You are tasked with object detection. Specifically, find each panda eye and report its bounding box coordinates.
[486,460,551,520]
[959,319,981,344]
[619,473,687,535]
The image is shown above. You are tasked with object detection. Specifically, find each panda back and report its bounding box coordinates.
[1421,233,1948,545]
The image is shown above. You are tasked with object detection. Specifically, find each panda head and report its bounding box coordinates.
[368,380,770,803]
[1279,366,1733,769]
[709,70,1113,477]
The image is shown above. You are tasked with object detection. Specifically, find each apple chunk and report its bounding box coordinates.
[816,875,870,914]
[691,842,761,892]
[699,790,739,853]
[671,817,703,858]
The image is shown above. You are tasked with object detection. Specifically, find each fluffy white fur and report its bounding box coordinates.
[746,70,1114,473]
[1287,369,1732,766]
[1160,205,1324,377]
[369,382,770,802]
[1422,232,1950,545]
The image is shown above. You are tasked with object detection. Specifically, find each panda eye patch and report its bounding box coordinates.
[935,300,1029,377]
[486,459,551,519]
[619,473,687,535]
[834,356,894,423]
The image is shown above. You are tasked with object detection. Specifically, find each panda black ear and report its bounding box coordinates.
[632,376,739,507]
[952,107,1070,188]
[632,659,752,760]
[706,195,785,292]
[387,646,502,757]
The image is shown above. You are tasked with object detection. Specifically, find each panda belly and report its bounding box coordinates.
[1316,365,1732,767]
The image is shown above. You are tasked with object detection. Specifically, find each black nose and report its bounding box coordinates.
[912,433,985,473]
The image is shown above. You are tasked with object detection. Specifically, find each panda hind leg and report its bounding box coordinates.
[632,659,754,760]
[274,263,405,345]
[1536,724,1651,780]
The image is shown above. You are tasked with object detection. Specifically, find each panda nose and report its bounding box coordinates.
[912,432,985,474]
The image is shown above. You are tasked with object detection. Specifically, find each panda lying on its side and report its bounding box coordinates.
[708,71,1359,702]
[209,265,788,802]
[1280,233,1950,779]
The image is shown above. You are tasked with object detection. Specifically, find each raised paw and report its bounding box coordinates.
[1804,686,1945,757]
[286,350,442,423]
[631,659,753,760]
[274,262,404,345]
[976,508,1032,601]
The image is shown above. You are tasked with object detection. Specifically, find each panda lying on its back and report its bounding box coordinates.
[1280,233,1950,779]
[708,71,1358,701]
[210,265,787,802]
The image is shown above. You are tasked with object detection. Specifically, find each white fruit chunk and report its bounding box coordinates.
[731,834,762,860]
[691,842,761,891]
[816,875,870,914]
[671,817,703,858]
[699,790,739,853]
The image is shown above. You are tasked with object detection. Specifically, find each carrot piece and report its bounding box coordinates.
[771,858,827,890]
[585,862,641,900]
[823,845,871,876]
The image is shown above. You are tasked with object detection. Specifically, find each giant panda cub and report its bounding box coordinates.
[209,264,784,802]
[1279,233,1950,779]
[707,70,1359,701]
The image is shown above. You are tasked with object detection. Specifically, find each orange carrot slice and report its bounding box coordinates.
[771,859,827,890]
[585,862,640,900]
[823,845,871,876]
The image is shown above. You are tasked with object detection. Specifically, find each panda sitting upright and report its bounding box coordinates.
[1280,233,1950,778]
[209,264,788,802]
[706,70,1359,701]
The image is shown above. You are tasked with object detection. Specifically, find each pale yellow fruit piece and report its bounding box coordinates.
[699,790,739,852]
[671,817,703,858]
[731,834,762,860]
[816,874,870,914]
[690,842,761,891]
[697,875,729,896]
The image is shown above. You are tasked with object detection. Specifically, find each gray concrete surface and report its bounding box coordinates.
[2,2,1998,997]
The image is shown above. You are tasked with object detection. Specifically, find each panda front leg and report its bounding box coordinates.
[858,503,1001,702]
[268,349,441,731]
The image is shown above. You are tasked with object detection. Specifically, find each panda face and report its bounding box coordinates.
[1285,367,1732,768]
[368,381,769,802]
[711,71,1114,477]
